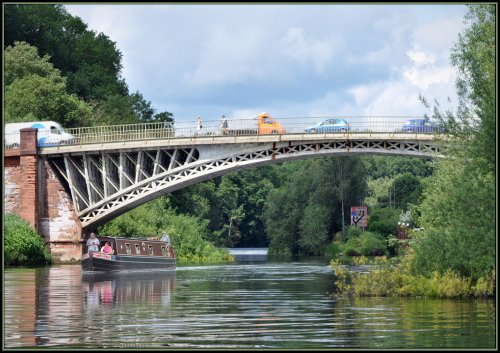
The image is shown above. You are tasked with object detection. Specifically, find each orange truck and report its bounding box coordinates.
[225,112,286,135]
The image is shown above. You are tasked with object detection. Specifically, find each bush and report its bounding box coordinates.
[367,207,399,236]
[341,231,387,257]
[331,254,494,298]
[4,213,51,266]
[324,241,342,259]
[345,225,362,240]
[358,231,387,256]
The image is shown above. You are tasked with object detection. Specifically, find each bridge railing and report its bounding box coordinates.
[5,116,434,149]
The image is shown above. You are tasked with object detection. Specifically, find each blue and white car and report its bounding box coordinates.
[402,118,442,133]
[304,118,350,133]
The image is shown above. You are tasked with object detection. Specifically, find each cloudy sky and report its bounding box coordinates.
[65,4,467,123]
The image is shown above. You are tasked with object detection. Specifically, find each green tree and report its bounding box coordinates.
[4,41,64,86]
[89,94,141,126]
[5,74,92,126]
[170,166,282,248]
[392,173,423,209]
[412,4,495,281]
[367,207,399,237]
[362,156,433,179]
[265,157,367,256]
[411,157,495,281]
[4,4,127,101]
[4,42,93,127]
[153,111,175,124]
[67,31,127,100]
[450,4,495,171]
[130,91,155,121]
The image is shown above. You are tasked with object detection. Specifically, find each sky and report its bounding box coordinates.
[65,4,468,123]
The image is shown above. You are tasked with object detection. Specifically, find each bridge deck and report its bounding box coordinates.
[34,132,440,155]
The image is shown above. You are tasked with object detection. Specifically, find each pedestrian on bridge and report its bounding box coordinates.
[196,116,202,135]
[220,115,228,135]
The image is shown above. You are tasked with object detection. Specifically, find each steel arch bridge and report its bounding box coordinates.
[41,131,443,229]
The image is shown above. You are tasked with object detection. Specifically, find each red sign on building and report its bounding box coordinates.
[351,206,368,228]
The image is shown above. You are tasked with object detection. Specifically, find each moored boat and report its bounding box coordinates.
[82,236,175,272]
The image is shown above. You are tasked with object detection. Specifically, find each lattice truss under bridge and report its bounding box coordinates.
[47,138,440,228]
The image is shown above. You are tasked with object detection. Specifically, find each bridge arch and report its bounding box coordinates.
[46,136,442,228]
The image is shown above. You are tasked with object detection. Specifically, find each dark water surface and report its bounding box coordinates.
[4,257,496,349]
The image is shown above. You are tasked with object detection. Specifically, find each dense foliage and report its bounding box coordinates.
[4,213,51,266]
[4,41,93,126]
[411,4,496,282]
[170,166,282,248]
[331,256,495,298]
[4,4,126,101]
[264,157,367,256]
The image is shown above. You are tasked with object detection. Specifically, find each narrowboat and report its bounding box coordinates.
[82,236,176,272]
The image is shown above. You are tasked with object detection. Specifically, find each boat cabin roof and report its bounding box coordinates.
[93,236,174,258]
[98,236,168,244]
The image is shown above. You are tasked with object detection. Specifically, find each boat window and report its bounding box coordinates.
[161,246,166,256]
[125,243,131,254]
[148,245,154,255]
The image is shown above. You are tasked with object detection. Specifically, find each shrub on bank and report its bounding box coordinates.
[341,231,387,257]
[4,213,51,266]
[324,241,342,259]
[331,255,495,298]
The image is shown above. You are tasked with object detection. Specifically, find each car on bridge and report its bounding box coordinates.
[401,118,442,133]
[304,118,350,133]
[5,121,75,148]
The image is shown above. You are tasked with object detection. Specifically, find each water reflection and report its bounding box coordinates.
[4,261,495,349]
[82,271,176,306]
[4,265,176,348]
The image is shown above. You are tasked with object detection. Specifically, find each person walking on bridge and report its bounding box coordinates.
[196,116,202,135]
[220,115,228,135]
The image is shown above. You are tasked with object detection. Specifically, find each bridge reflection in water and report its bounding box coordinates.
[226,248,268,261]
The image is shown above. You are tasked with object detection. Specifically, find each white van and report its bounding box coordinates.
[4,121,75,148]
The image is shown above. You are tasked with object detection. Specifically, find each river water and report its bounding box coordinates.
[4,253,496,349]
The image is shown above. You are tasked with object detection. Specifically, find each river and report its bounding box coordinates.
[3,252,495,349]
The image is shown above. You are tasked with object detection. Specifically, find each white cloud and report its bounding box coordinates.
[280,27,338,74]
[181,25,266,88]
[404,50,455,91]
[412,16,465,59]
[347,49,458,116]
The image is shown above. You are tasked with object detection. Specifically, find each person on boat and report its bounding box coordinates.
[161,232,171,244]
[86,232,100,253]
[101,241,114,254]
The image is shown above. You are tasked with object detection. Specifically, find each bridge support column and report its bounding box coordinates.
[38,157,84,264]
[19,128,39,230]
[8,129,83,263]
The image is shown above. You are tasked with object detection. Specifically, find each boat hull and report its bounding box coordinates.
[82,252,176,272]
